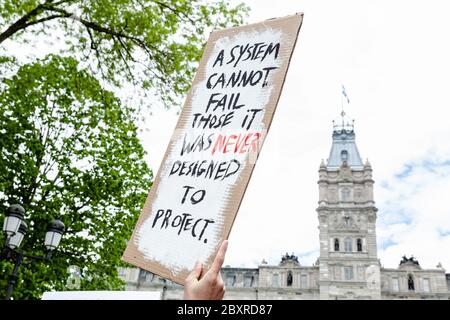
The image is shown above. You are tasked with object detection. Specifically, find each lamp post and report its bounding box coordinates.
[1,204,65,300]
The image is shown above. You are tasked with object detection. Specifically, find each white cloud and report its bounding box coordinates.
[378,158,450,269]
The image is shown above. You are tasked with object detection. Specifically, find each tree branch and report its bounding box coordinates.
[115,36,137,85]
[0,3,46,43]
[1,1,171,88]
[23,14,71,29]
[47,7,163,56]
[153,0,195,24]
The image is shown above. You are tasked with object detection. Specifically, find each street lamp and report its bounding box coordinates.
[45,220,65,252]
[7,221,27,250]
[3,204,25,237]
[1,204,65,300]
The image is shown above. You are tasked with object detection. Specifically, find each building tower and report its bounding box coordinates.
[317,113,381,299]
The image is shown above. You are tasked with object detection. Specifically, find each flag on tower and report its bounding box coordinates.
[342,84,350,104]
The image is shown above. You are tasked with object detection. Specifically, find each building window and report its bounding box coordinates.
[423,278,430,293]
[408,274,415,291]
[226,274,236,287]
[344,216,351,227]
[344,237,352,252]
[392,278,399,292]
[300,274,308,289]
[344,266,353,280]
[139,270,146,282]
[341,189,351,201]
[334,266,341,280]
[141,271,155,283]
[357,266,364,281]
[272,274,279,287]
[334,238,340,251]
[340,150,348,161]
[357,238,362,252]
[244,275,254,287]
[287,271,293,287]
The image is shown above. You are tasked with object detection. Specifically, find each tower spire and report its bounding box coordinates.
[327,109,362,170]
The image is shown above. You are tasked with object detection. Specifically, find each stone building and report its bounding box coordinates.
[120,114,450,299]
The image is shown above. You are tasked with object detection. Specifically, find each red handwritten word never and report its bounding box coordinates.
[211,132,261,155]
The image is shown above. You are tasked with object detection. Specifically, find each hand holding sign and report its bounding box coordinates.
[183,240,228,300]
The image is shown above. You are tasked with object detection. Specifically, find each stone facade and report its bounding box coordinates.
[120,117,450,300]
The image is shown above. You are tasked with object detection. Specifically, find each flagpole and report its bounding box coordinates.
[341,85,344,128]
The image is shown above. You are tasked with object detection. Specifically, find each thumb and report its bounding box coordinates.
[186,260,202,282]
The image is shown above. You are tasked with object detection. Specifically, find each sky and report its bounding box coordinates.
[140,0,450,270]
[2,0,449,272]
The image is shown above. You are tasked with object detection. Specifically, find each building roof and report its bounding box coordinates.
[326,113,364,170]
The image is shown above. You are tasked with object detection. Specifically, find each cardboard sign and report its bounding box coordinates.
[122,13,304,285]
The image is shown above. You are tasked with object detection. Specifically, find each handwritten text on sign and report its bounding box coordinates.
[123,14,303,284]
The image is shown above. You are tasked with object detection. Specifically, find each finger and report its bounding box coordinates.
[216,272,223,284]
[185,260,202,283]
[209,240,228,276]
[215,284,225,300]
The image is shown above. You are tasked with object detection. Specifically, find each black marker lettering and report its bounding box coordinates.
[198,219,215,241]
[181,185,195,204]
[162,209,172,229]
[152,209,165,228]
[213,49,224,67]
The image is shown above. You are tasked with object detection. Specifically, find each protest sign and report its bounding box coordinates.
[123,13,303,285]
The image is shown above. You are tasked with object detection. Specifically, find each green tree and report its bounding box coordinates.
[0,55,153,299]
[0,0,248,105]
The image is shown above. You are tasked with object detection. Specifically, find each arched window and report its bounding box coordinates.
[287,271,293,287]
[340,150,348,161]
[408,274,415,291]
[344,237,352,252]
[334,238,340,251]
[357,238,362,252]
[344,215,351,227]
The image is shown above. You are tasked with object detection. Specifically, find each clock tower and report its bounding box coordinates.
[317,112,381,299]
